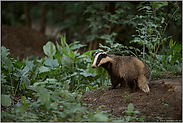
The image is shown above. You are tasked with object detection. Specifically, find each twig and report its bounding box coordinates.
[143,25,148,62]
[151,7,179,68]
[127,50,138,57]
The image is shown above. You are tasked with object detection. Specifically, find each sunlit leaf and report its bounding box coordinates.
[1,95,11,107]
[44,58,59,68]
[38,87,50,104]
[43,41,56,58]
[39,66,50,73]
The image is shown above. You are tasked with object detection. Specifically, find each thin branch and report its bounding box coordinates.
[143,25,148,62]
[127,50,138,57]
[151,7,179,68]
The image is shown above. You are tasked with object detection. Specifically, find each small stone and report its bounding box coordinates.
[168,89,174,92]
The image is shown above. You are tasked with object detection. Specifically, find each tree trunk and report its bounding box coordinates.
[40,5,47,34]
[24,2,31,28]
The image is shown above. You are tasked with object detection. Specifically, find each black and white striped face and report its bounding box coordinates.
[92,52,109,68]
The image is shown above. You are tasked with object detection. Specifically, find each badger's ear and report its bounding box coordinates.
[102,52,107,57]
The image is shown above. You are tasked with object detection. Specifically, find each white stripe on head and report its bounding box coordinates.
[92,52,113,68]
[98,56,112,67]
[92,52,102,68]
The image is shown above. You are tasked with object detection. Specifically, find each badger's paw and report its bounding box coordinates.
[142,85,150,93]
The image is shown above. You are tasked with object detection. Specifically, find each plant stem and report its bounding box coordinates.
[9,71,15,96]
[143,25,148,62]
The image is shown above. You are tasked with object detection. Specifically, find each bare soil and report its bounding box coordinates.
[1,25,47,60]
[82,77,182,122]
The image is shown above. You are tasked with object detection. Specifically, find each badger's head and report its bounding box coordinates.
[92,52,113,68]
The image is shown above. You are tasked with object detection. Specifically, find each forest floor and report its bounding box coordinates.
[82,77,182,122]
[1,25,182,122]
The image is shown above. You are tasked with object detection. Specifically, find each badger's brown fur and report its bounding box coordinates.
[92,52,151,93]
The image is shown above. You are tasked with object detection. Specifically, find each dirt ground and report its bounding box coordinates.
[82,77,182,122]
[1,25,47,60]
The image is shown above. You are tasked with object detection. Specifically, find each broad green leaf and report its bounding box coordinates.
[21,96,27,104]
[170,54,181,65]
[1,46,10,57]
[43,41,56,58]
[86,84,93,91]
[1,94,11,107]
[70,43,86,50]
[31,101,40,109]
[1,56,13,70]
[38,87,50,104]
[83,50,96,56]
[128,103,134,112]
[169,38,175,49]
[80,72,96,77]
[69,50,75,60]
[21,103,30,113]
[93,113,108,122]
[173,44,182,53]
[44,58,59,68]
[39,66,51,73]
[61,54,73,68]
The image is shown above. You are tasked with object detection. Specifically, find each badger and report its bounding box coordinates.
[91,52,151,93]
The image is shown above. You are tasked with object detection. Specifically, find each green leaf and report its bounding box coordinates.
[21,103,30,113]
[70,43,86,50]
[56,41,63,54]
[128,103,134,112]
[63,79,71,90]
[1,56,13,70]
[170,54,181,65]
[96,109,100,114]
[61,54,73,68]
[38,87,50,104]
[14,102,22,113]
[1,95,11,107]
[43,41,56,58]
[93,113,108,122]
[39,66,51,73]
[59,34,66,47]
[21,96,27,104]
[80,72,96,77]
[169,38,175,49]
[86,84,93,91]
[44,58,59,68]
[1,46,10,57]
[139,114,147,122]
[68,50,75,60]
[173,44,182,53]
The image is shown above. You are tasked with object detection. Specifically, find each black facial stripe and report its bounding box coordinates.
[96,54,106,66]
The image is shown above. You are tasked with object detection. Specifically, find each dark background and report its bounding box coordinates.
[1,1,182,59]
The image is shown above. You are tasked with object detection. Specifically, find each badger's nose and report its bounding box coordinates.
[92,65,96,68]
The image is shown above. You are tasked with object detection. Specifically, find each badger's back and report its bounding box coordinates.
[108,55,151,81]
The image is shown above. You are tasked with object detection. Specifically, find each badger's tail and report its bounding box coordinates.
[137,75,150,93]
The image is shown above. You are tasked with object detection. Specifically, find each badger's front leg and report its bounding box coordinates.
[119,78,126,88]
[108,77,120,90]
